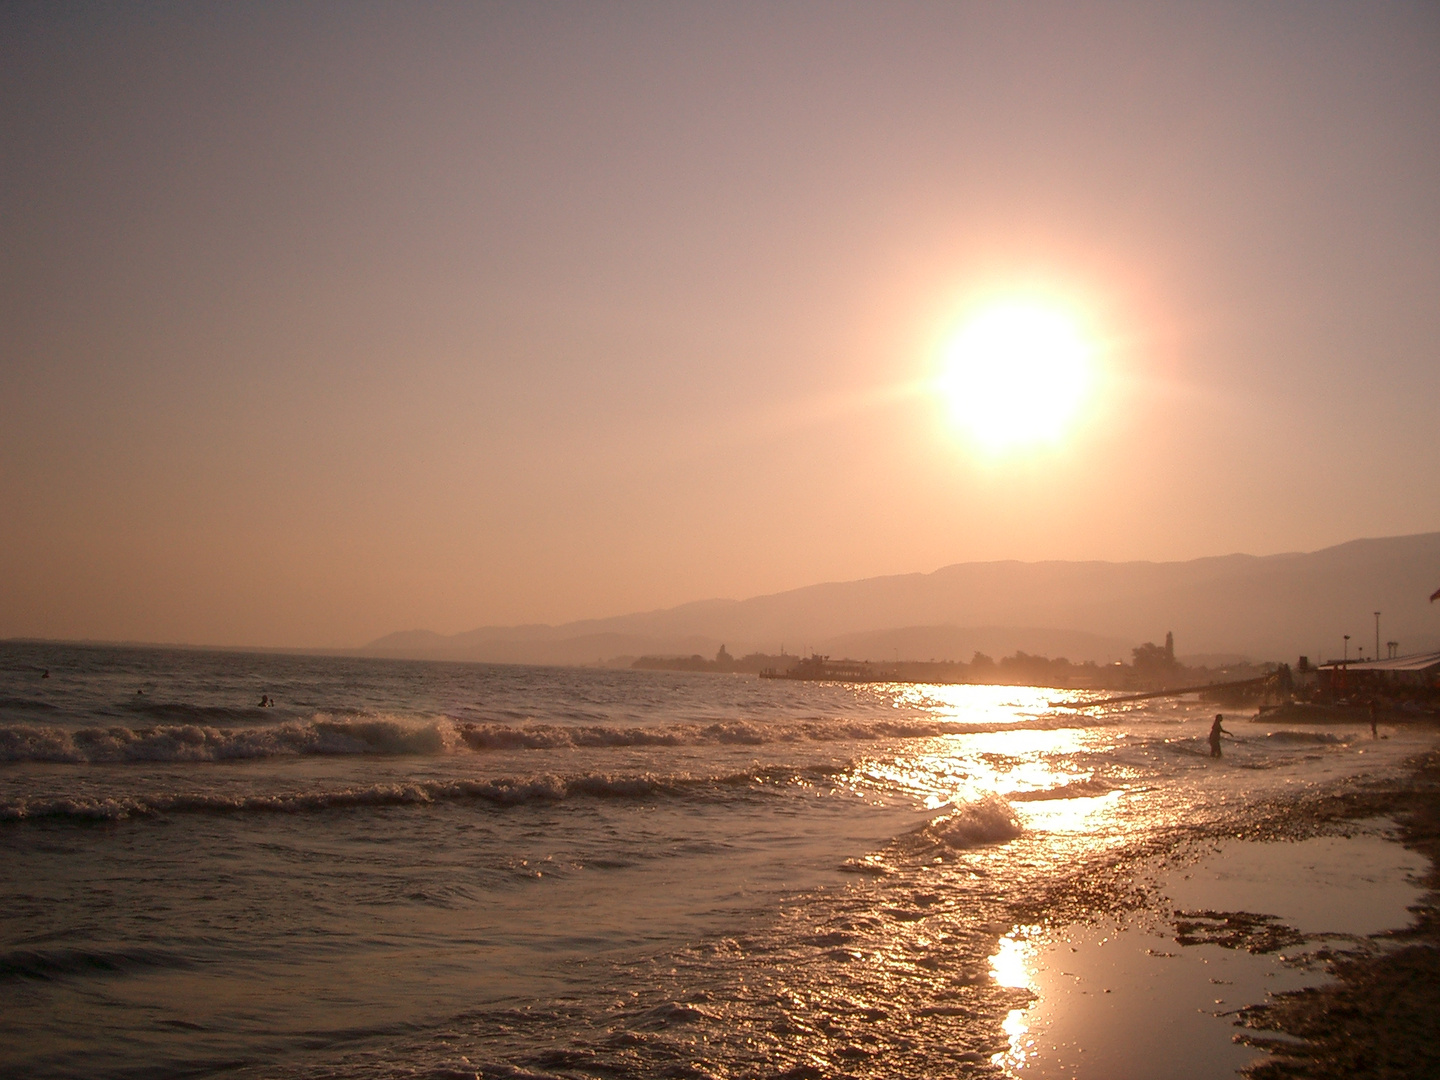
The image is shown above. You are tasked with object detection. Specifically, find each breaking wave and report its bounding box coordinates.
[1007,777,1116,801]
[460,718,848,750]
[0,718,454,763]
[0,712,1116,765]
[841,793,1025,873]
[0,766,846,822]
[917,794,1024,849]
[1264,730,1348,744]
[455,714,1112,750]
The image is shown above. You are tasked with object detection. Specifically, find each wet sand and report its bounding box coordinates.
[995,827,1426,1078]
[998,744,1440,1079]
[1236,747,1440,1079]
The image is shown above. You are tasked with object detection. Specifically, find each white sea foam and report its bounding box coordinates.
[0,712,1117,764]
[0,717,457,763]
[920,794,1025,848]
[0,766,845,821]
[450,714,1110,750]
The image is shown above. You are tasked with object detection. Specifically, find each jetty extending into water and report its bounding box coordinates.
[758,654,894,682]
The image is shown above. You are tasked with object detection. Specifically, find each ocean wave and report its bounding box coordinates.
[0,946,187,982]
[119,698,282,724]
[0,696,58,713]
[454,715,1101,751]
[0,711,1116,765]
[917,795,1024,849]
[1264,730,1348,744]
[0,718,454,763]
[0,766,845,822]
[1007,777,1116,801]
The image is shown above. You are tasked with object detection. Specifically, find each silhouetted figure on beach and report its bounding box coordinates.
[1209,714,1229,758]
[258,694,271,708]
[41,669,48,679]
[1370,703,1378,739]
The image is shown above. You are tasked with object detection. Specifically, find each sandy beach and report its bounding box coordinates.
[1235,747,1440,1078]
[994,740,1440,1079]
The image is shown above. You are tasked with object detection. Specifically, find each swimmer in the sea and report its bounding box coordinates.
[1209,714,1229,758]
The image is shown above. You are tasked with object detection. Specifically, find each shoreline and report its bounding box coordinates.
[1234,747,1440,1078]
[5,657,1438,1078]
[620,721,1440,1079]
[974,738,1440,1078]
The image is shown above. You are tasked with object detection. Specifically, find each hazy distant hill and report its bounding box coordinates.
[363,533,1440,667]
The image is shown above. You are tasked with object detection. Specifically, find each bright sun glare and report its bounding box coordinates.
[937,302,1093,452]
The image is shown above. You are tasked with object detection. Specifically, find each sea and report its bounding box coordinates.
[0,640,1431,1079]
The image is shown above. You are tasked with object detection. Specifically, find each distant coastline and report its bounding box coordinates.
[359,533,1440,669]
[633,635,1279,696]
[10,533,1438,674]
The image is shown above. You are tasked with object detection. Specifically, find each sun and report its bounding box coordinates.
[936,301,1093,452]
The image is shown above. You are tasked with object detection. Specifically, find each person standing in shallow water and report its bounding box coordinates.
[1209,714,1229,758]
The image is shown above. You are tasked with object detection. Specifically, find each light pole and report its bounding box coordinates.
[1374,612,1381,664]
[1343,634,1350,663]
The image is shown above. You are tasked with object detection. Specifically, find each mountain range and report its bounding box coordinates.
[363,532,1440,668]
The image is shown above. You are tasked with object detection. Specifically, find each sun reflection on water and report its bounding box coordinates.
[840,683,1148,913]
[1016,789,1124,834]
[990,928,1040,1072]
[851,724,1123,812]
[997,1010,1033,1072]
[989,933,1034,988]
[722,681,1388,1079]
[885,682,1081,724]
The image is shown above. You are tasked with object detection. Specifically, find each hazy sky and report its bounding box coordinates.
[3,2,1438,647]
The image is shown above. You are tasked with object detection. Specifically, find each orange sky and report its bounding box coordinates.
[3,3,1438,647]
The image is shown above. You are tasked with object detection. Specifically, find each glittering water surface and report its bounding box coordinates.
[0,641,1431,1078]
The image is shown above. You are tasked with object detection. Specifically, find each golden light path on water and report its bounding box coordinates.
[990,930,1043,1072]
[799,677,1423,1077]
[614,678,1422,1077]
[854,683,1133,834]
[831,681,1186,1072]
